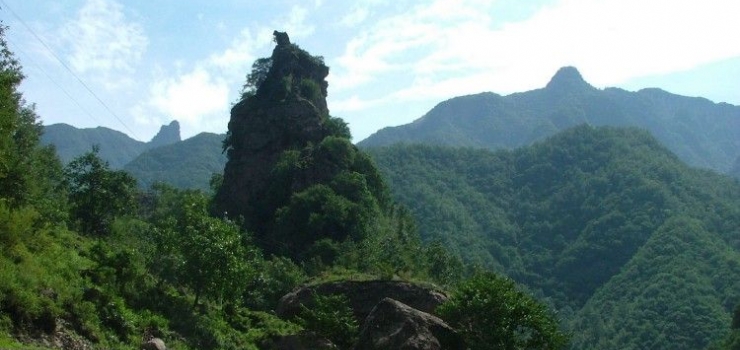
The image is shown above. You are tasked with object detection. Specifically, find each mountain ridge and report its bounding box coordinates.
[359,67,740,174]
[41,121,182,168]
[367,125,740,349]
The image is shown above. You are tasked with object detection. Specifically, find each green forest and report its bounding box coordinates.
[0,27,575,350]
[5,19,740,349]
[368,126,740,349]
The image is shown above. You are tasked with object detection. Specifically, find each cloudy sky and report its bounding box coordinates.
[2,0,739,142]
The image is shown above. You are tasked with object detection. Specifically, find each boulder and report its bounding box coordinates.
[277,280,448,324]
[354,298,465,350]
[141,337,166,350]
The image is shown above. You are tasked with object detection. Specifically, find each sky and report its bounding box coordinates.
[2,0,739,142]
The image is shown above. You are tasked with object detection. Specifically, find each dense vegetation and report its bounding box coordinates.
[368,125,740,349]
[1,27,569,349]
[123,132,226,191]
[41,120,180,169]
[360,66,740,175]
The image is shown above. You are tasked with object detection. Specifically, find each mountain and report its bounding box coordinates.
[368,125,740,349]
[359,66,740,174]
[41,121,181,168]
[732,156,740,179]
[213,31,393,259]
[123,132,226,191]
[147,120,181,149]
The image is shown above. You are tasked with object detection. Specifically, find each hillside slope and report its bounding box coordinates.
[42,121,181,168]
[368,125,740,349]
[360,67,740,173]
[124,132,226,191]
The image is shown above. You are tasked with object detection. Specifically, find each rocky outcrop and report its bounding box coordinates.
[277,280,448,324]
[141,337,167,350]
[354,298,465,350]
[214,30,334,238]
[148,120,181,149]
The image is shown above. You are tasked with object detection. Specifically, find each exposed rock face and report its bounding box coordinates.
[354,298,465,350]
[277,280,448,324]
[141,337,167,350]
[214,31,333,237]
[148,120,181,149]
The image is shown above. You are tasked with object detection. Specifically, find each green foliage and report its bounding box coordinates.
[239,57,272,99]
[297,293,358,349]
[124,133,226,191]
[65,146,138,235]
[299,78,322,101]
[438,273,568,350]
[243,256,307,311]
[369,125,740,349]
[326,116,352,139]
[359,70,740,175]
[146,186,259,307]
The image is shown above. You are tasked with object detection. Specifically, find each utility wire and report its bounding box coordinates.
[6,35,101,125]
[0,0,140,140]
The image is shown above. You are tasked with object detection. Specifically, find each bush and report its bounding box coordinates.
[437,273,569,350]
[297,293,358,349]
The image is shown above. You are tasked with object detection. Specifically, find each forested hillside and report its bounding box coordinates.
[368,125,740,349]
[1,27,575,350]
[42,120,181,168]
[124,132,226,191]
[360,66,740,174]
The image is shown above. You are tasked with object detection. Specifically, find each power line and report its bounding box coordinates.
[0,0,141,140]
[6,35,101,125]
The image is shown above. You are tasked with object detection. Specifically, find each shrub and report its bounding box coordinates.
[437,273,569,350]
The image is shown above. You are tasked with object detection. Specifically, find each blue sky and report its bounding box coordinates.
[3,0,739,142]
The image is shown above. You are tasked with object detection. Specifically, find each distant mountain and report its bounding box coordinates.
[368,125,740,349]
[360,66,740,173]
[124,132,226,191]
[732,156,740,179]
[148,120,181,149]
[41,121,181,168]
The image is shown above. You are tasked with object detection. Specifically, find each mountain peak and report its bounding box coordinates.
[149,120,181,148]
[546,66,593,91]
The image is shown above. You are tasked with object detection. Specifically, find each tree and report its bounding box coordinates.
[147,187,257,308]
[0,24,65,213]
[65,146,137,235]
[239,57,272,99]
[438,273,569,350]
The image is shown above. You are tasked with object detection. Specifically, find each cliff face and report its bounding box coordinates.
[148,120,181,148]
[214,32,337,242]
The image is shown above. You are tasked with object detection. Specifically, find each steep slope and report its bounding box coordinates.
[731,156,740,179]
[360,66,740,173]
[42,121,181,168]
[214,32,391,258]
[124,132,226,191]
[368,125,740,349]
[42,123,147,168]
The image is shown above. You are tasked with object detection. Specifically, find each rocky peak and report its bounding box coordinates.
[148,120,181,148]
[215,31,335,235]
[545,66,594,92]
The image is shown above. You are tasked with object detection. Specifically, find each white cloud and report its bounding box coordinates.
[340,6,370,27]
[149,68,229,124]
[62,0,148,89]
[333,0,740,102]
[277,6,315,40]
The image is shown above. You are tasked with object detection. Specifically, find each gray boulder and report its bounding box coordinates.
[277,280,448,324]
[141,337,166,350]
[354,298,465,350]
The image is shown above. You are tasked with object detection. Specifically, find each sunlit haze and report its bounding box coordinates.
[3,0,739,141]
